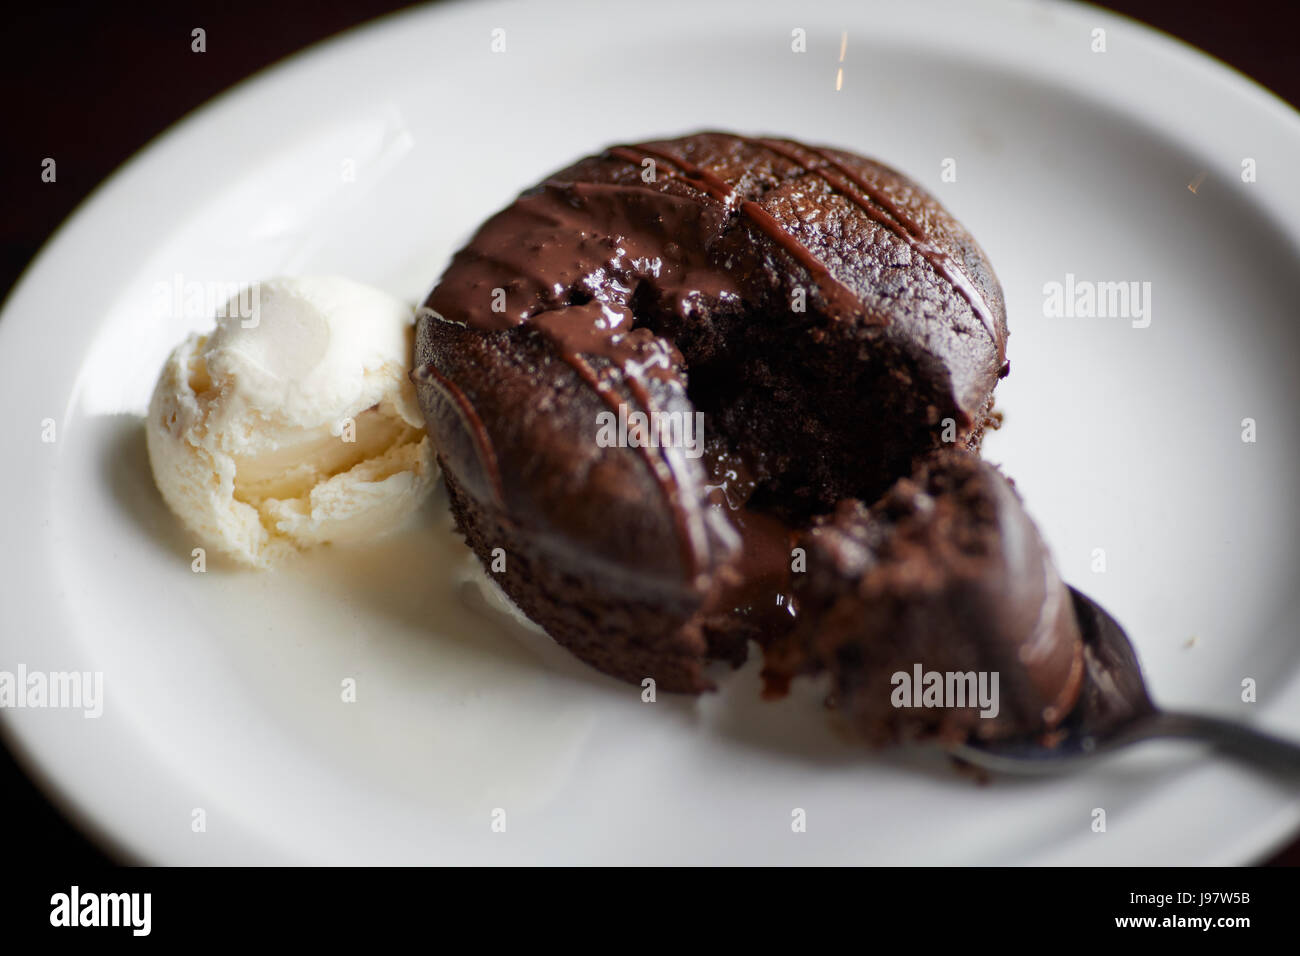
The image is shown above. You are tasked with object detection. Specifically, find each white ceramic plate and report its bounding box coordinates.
[3,0,1299,865]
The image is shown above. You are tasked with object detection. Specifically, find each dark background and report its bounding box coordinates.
[1,0,1297,866]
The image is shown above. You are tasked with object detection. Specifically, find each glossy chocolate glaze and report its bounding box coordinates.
[739,137,998,340]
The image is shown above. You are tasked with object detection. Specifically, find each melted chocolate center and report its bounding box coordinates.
[423,133,1005,640]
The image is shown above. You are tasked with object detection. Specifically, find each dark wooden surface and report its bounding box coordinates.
[1,0,1296,866]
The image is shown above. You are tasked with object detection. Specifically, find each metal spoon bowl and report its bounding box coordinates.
[948,587,1300,776]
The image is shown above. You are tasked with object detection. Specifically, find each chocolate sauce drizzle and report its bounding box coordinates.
[607,139,996,340]
[741,136,997,340]
[409,348,506,507]
[529,302,715,579]
[607,144,872,322]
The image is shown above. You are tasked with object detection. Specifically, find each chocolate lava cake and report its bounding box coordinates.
[764,450,1085,744]
[413,131,1009,694]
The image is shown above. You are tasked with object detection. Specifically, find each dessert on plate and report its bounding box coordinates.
[144,131,1089,750]
[413,131,1032,709]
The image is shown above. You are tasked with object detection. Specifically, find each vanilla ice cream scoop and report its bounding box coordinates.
[146,276,436,568]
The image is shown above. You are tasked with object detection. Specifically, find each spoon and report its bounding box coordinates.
[948,587,1300,776]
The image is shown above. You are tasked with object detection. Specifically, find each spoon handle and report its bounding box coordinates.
[1143,710,1300,774]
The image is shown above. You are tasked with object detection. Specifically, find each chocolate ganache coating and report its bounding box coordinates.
[414,132,1010,693]
[765,450,1085,744]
